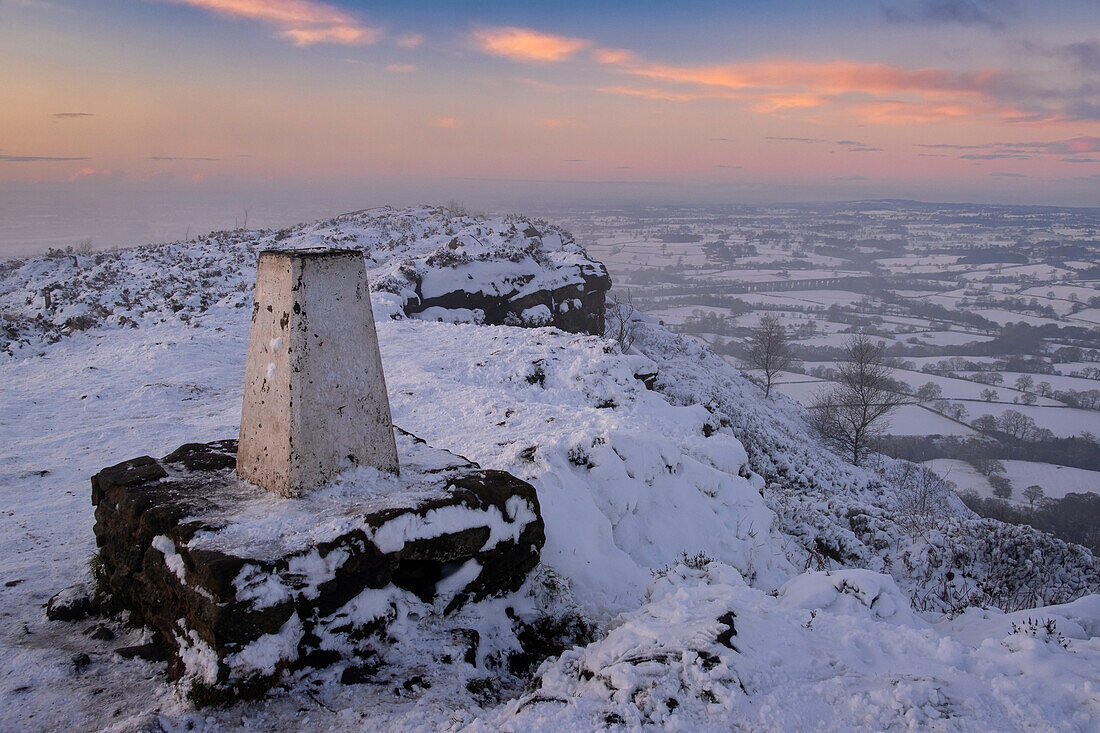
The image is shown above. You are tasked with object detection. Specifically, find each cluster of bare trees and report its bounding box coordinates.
[808,333,907,466]
[740,317,905,467]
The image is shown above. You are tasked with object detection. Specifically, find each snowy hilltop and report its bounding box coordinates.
[2,206,1099,730]
[0,205,609,361]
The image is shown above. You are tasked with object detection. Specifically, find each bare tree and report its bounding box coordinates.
[945,402,969,421]
[996,410,1036,441]
[990,474,1013,499]
[875,459,951,534]
[915,381,943,402]
[809,333,907,465]
[742,313,796,398]
[972,414,998,434]
[973,457,1005,477]
[604,290,638,353]
[1023,484,1045,509]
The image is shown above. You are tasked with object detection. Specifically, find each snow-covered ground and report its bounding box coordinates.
[957,371,1100,393]
[927,459,1100,505]
[962,401,1100,438]
[3,209,1100,731]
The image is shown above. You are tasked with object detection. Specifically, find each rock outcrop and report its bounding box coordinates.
[89,430,544,703]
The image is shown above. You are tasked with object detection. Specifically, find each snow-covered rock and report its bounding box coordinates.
[90,432,544,703]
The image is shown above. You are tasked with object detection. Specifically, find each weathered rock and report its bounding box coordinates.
[401,226,611,336]
[89,429,543,703]
[71,653,91,674]
[85,624,115,641]
[406,269,610,336]
[115,643,171,662]
[46,583,93,621]
[633,366,659,390]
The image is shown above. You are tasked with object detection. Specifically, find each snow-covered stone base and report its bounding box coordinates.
[88,429,544,703]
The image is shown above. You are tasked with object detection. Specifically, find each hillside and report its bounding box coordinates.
[2,207,1099,730]
[0,205,609,361]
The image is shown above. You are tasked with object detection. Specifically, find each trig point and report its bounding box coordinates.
[81,247,545,703]
[237,248,399,496]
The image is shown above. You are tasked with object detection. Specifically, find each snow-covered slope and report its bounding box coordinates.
[2,208,1099,730]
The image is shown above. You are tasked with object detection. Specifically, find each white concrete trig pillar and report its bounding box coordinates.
[237,248,399,497]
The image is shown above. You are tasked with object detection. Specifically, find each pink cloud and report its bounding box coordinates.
[476,25,1100,127]
[593,54,1045,124]
[597,85,715,102]
[473,26,588,62]
[593,48,636,65]
[160,0,380,46]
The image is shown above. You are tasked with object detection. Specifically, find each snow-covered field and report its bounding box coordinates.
[961,401,1100,438]
[904,330,995,347]
[927,459,1100,505]
[3,209,1100,731]
[958,371,1100,392]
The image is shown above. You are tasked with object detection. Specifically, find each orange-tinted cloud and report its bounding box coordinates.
[432,117,462,129]
[470,25,1100,126]
[161,0,380,46]
[593,48,636,66]
[749,93,829,113]
[597,85,717,102]
[613,58,1002,97]
[590,53,1052,124]
[850,99,987,124]
[473,26,588,62]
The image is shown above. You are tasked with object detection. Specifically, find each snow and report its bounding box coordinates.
[151,535,187,584]
[959,371,1100,393]
[964,402,1100,438]
[928,458,1100,504]
[906,330,995,346]
[410,306,484,324]
[0,206,605,362]
[2,208,1099,731]
[1068,308,1100,327]
[176,628,220,687]
[778,568,920,626]
[371,501,525,555]
[520,304,553,325]
[474,561,1100,731]
[970,308,1065,327]
[379,320,795,615]
[225,614,304,680]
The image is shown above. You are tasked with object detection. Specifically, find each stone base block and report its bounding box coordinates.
[90,430,543,703]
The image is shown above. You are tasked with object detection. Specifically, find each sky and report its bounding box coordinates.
[1,0,1099,253]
